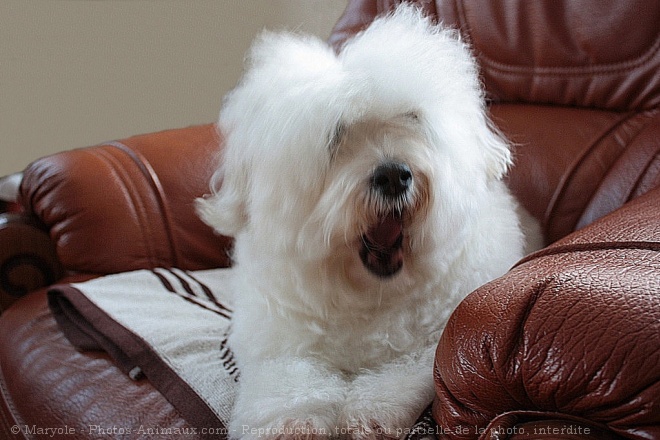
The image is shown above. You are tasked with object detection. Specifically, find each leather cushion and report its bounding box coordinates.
[493,105,660,243]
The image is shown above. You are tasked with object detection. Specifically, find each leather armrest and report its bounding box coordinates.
[433,187,660,440]
[19,124,232,275]
[0,213,63,312]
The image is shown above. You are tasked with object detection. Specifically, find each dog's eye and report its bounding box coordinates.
[329,123,344,156]
[405,111,420,121]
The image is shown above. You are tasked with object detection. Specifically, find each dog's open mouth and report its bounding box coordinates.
[360,211,404,278]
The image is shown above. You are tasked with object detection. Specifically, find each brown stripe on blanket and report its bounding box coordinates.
[151,269,232,320]
[182,269,233,314]
[220,334,240,381]
[48,284,227,437]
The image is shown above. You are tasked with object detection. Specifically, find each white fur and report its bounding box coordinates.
[197,5,542,439]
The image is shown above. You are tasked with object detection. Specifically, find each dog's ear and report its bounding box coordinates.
[475,117,513,181]
[196,154,249,237]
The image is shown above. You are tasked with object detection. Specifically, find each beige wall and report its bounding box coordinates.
[0,0,347,176]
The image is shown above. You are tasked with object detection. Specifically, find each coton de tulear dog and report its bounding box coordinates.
[197,5,541,439]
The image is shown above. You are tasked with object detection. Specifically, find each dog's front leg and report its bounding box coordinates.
[339,346,437,440]
[229,356,347,439]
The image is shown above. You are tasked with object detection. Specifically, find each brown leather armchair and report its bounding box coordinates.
[1,1,658,439]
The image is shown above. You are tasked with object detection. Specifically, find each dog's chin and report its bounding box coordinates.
[359,210,405,278]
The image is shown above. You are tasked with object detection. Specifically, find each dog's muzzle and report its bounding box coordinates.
[360,162,412,278]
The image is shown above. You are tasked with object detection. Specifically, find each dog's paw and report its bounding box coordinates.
[337,418,401,440]
[230,357,347,439]
[339,352,437,440]
[338,393,423,440]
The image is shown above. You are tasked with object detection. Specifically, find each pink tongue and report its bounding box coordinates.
[366,213,403,249]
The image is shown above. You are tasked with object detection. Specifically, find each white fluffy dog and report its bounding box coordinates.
[198,5,541,439]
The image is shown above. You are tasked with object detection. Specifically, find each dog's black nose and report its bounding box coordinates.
[372,163,412,197]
